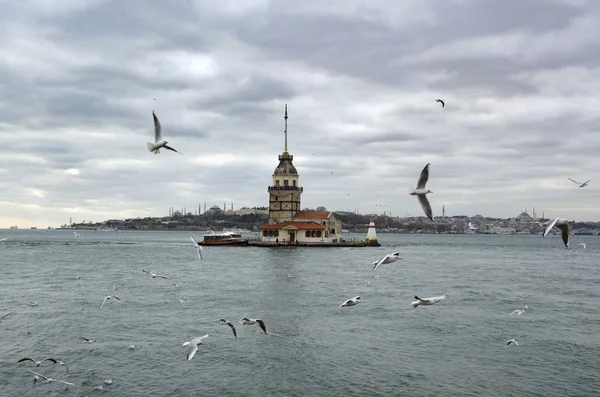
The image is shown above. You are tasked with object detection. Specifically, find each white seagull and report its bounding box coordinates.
[239,317,268,335]
[218,319,238,339]
[340,296,361,307]
[411,295,446,308]
[410,163,434,221]
[99,295,121,310]
[147,111,183,155]
[80,337,95,343]
[510,306,528,316]
[27,370,74,386]
[578,243,587,249]
[190,236,203,261]
[73,231,80,239]
[142,269,169,279]
[506,339,518,346]
[182,334,209,361]
[372,252,401,271]
[568,178,590,188]
[543,217,571,248]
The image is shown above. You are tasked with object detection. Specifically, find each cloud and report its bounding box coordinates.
[2,0,600,227]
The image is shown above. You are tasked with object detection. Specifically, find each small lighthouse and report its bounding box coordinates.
[364,221,379,245]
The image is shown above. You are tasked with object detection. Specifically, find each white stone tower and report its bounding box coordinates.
[268,104,303,224]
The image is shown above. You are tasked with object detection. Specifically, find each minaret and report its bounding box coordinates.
[267,104,303,224]
[442,205,445,218]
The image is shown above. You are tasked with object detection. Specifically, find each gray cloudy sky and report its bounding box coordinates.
[2,0,600,228]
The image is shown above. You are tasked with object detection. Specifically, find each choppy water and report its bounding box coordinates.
[1,229,600,396]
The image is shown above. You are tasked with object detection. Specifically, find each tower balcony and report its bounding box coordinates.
[268,186,303,193]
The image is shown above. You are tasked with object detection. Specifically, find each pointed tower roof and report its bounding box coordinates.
[273,104,298,176]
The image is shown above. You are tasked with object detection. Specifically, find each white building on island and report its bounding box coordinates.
[259,105,342,245]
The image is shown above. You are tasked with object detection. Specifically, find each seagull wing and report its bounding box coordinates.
[55,379,75,386]
[543,218,559,237]
[156,275,169,279]
[372,255,388,271]
[568,178,581,185]
[191,334,209,345]
[42,358,58,365]
[186,343,199,361]
[581,180,590,186]
[255,319,268,335]
[555,222,570,248]
[417,194,434,221]
[112,295,121,300]
[18,358,36,364]
[227,322,237,338]
[164,144,183,155]
[99,297,108,310]
[0,312,13,320]
[27,369,49,380]
[416,163,430,189]
[142,269,152,275]
[152,111,162,143]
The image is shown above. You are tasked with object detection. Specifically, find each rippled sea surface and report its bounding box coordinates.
[2,229,600,396]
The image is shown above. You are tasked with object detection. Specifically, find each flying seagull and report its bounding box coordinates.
[147,111,183,155]
[435,99,445,108]
[99,295,121,310]
[410,163,434,221]
[182,334,209,361]
[142,269,169,279]
[543,217,571,248]
[27,370,74,386]
[340,296,361,307]
[73,231,80,239]
[190,236,203,261]
[218,319,237,339]
[567,178,590,188]
[411,295,446,308]
[372,252,401,271]
[506,339,518,346]
[80,337,95,343]
[18,358,58,367]
[510,306,528,316]
[578,243,587,249]
[239,317,268,335]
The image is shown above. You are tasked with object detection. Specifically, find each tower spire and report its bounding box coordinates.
[284,104,288,153]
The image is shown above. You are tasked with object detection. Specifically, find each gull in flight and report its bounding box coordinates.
[179,298,186,306]
[340,296,361,307]
[0,237,7,241]
[506,339,518,347]
[372,252,401,271]
[543,217,571,248]
[27,370,74,386]
[18,358,58,367]
[567,178,590,188]
[182,334,209,361]
[80,337,95,343]
[99,295,121,310]
[29,301,38,307]
[240,317,268,335]
[410,163,434,221]
[142,269,169,279]
[147,111,183,155]
[218,319,238,339]
[190,236,203,261]
[411,295,446,308]
[435,98,445,108]
[578,243,587,249]
[510,306,528,316]
[73,231,80,239]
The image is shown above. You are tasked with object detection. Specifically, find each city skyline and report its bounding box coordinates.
[2,1,600,228]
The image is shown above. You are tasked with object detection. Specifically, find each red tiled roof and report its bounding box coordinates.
[293,211,331,219]
[259,221,326,230]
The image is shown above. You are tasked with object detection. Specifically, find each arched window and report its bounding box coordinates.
[325,230,329,238]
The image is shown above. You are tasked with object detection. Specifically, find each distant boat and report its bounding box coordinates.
[9,226,18,229]
[95,226,118,231]
[199,230,249,246]
[31,226,37,230]
[47,226,54,230]
[341,229,349,233]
